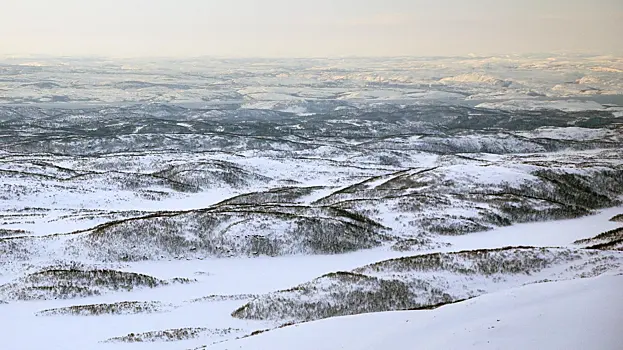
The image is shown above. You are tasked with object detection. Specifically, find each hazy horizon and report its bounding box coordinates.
[2,0,622,58]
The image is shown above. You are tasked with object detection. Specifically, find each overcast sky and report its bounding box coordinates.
[1,0,622,57]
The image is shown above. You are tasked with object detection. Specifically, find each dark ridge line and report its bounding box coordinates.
[27,267,164,280]
[214,186,331,206]
[328,193,444,208]
[354,245,568,270]
[574,227,623,245]
[311,175,389,205]
[351,132,449,147]
[585,239,623,250]
[200,207,388,231]
[533,171,617,207]
[15,160,82,175]
[503,128,623,144]
[0,202,388,242]
[372,167,440,189]
[232,264,595,344]
[0,167,201,191]
[241,297,473,339]
[312,167,440,205]
[405,297,473,311]
[270,155,398,172]
[454,191,591,211]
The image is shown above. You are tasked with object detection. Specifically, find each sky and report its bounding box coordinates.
[1,0,622,58]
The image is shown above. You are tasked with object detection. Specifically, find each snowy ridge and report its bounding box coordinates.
[207,274,623,350]
[3,55,623,106]
[231,247,623,323]
[0,210,621,349]
[1,54,622,349]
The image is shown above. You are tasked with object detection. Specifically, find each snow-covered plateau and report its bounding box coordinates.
[0,54,622,350]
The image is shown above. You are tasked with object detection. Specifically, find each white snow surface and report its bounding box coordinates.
[208,274,623,350]
[3,55,623,106]
[515,126,620,141]
[476,99,605,111]
[0,207,621,350]
[2,54,623,349]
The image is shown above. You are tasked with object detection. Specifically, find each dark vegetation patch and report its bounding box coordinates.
[391,238,451,252]
[152,160,272,189]
[217,186,325,205]
[1,105,622,264]
[36,301,175,316]
[453,169,623,226]
[103,327,242,343]
[575,227,623,245]
[317,165,623,238]
[238,322,301,341]
[0,228,30,237]
[353,246,578,275]
[1,104,621,156]
[231,247,617,323]
[405,297,472,311]
[186,294,258,303]
[75,205,390,261]
[575,227,623,251]
[0,268,193,301]
[236,298,470,343]
[584,240,623,251]
[610,214,623,222]
[419,216,492,236]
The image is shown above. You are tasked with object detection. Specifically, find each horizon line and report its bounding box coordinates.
[2,50,623,61]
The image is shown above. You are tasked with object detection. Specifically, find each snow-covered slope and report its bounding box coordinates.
[476,99,606,112]
[208,274,623,350]
[1,55,622,350]
[232,247,622,323]
[0,204,620,350]
[3,55,623,106]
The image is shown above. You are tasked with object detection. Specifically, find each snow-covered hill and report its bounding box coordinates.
[232,247,622,323]
[0,207,621,350]
[208,274,623,350]
[1,55,622,350]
